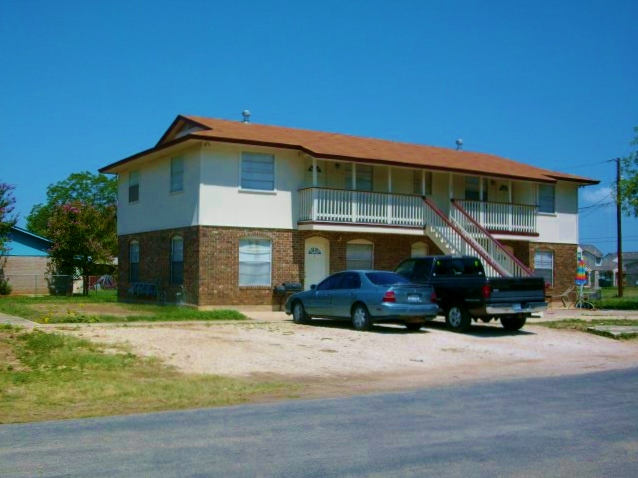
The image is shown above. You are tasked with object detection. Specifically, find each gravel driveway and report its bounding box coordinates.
[62,309,638,398]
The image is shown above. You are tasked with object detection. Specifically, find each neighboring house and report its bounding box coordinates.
[99,114,599,307]
[1,226,52,295]
[600,252,638,287]
[578,244,604,288]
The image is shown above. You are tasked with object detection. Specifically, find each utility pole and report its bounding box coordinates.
[616,157,624,298]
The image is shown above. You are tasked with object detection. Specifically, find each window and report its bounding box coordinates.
[317,273,344,291]
[241,153,275,191]
[538,184,555,213]
[170,157,184,193]
[534,250,554,286]
[366,272,410,286]
[345,164,373,191]
[339,272,362,290]
[465,176,487,201]
[171,236,184,285]
[129,241,140,283]
[346,241,374,269]
[239,238,272,286]
[411,241,429,258]
[412,171,432,195]
[129,171,140,203]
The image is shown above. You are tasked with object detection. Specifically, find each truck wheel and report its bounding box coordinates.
[500,316,526,331]
[445,304,471,333]
[292,301,309,324]
[351,304,373,331]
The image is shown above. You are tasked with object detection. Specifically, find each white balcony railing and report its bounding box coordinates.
[453,199,538,234]
[299,188,424,227]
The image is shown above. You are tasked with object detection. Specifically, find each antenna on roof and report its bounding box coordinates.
[455,139,463,150]
[242,110,251,123]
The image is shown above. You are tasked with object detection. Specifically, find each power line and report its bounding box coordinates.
[554,159,611,172]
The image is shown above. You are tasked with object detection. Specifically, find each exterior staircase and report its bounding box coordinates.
[422,197,534,278]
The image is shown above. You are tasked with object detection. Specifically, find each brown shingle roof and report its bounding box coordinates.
[100,114,599,185]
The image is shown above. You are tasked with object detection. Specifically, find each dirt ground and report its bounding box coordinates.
[58,310,638,399]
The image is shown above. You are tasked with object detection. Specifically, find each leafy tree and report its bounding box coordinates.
[47,201,117,295]
[0,182,18,255]
[27,171,117,237]
[0,182,18,295]
[618,126,638,216]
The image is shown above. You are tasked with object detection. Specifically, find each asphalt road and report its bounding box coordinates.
[1,368,637,477]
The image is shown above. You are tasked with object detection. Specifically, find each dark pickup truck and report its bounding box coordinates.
[395,255,548,333]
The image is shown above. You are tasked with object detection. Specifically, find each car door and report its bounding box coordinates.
[330,272,362,317]
[304,273,344,317]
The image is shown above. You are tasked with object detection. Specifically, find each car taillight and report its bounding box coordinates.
[482,283,491,299]
[382,291,396,303]
[430,291,437,303]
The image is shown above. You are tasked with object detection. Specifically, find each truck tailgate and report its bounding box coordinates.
[488,277,546,303]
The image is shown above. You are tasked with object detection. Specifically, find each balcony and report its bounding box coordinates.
[453,199,538,235]
[298,187,424,228]
[298,188,539,236]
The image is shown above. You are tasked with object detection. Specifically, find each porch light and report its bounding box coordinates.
[499,184,508,192]
[308,165,322,173]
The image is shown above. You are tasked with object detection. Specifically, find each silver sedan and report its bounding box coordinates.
[284,270,438,331]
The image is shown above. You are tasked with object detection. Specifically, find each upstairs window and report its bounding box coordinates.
[346,241,374,270]
[241,153,275,191]
[129,171,140,203]
[465,176,487,201]
[170,157,184,193]
[412,171,433,195]
[129,241,140,283]
[345,164,373,192]
[538,184,555,213]
[171,236,184,285]
[239,238,272,286]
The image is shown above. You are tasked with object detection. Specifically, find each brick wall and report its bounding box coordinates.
[118,226,442,307]
[529,242,577,297]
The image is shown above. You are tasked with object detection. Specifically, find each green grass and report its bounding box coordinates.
[592,286,638,310]
[0,325,298,424]
[0,291,247,323]
[538,319,638,340]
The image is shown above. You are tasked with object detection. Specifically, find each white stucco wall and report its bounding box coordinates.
[116,145,201,235]
[536,182,579,244]
[114,139,581,246]
[198,144,302,229]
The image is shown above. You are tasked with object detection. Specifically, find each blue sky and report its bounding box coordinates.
[1,0,636,254]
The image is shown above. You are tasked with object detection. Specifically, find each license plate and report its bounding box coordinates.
[407,294,421,303]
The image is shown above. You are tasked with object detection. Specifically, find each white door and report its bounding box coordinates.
[305,237,330,290]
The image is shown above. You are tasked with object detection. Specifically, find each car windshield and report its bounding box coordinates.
[365,272,411,286]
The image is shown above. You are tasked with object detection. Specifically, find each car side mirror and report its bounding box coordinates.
[310,284,317,290]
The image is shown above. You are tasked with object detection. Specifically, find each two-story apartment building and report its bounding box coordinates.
[99,114,599,307]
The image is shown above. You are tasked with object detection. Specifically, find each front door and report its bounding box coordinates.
[305,237,330,290]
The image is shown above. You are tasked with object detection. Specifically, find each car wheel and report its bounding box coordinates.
[292,301,308,324]
[445,304,471,333]
[351,304,372,331]
[500,316,526,331]
[405,322,424,331]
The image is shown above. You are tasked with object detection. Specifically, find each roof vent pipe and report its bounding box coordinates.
[456,139,463,150]
[242,110,251,123]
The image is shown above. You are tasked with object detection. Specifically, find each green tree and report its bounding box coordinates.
[0,182,18,295]
[48,201,117,295]
[618,126,638,216]
[26,171,117,237]
[0,182,18,254]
